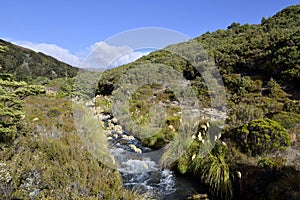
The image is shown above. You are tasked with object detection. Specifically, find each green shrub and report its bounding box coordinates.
[272,112,300,129]
[235,119,290,156]
[257,156,286,169]
[283,100,300,114]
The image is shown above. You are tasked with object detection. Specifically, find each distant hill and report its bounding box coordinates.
[98,4,300,97]
[0,39,78,81]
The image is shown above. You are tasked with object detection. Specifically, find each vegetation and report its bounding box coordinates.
[1,4,300,200]
[0,45,142,199]
[94,4,300,200]
[0,39,78,81]
[234,119,290,156]
[0,46,45,148]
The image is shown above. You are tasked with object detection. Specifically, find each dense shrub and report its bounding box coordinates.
[235,119,290,156]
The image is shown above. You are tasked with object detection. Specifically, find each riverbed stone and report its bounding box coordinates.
[111,117,118,124]
[114,125,123,134]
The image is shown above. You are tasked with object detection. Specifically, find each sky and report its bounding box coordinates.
[1,0,299,68]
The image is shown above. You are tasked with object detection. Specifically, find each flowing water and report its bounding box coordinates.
[101,113,209,199]
[109,139,208,199]
[101,115,208,200]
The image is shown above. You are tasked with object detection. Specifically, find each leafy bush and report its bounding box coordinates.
[0,73,45,147]
[227,103,265,128]
[235,119,290,156]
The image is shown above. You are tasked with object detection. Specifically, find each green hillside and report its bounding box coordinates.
[95,4,300,200]
[0,4,299,200]
[0,39,78,81]
[99,5,300,96]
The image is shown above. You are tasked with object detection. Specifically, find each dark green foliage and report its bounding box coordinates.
[196,5,300,88]
[0,40,78,81]
[235,119,290,156]
[94,6,300,199]
[267,78,286,99]
[227,103,265,128]
[0,73,45,146]
[283,100,300,114]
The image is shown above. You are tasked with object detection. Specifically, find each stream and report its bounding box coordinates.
[100,114,210,200]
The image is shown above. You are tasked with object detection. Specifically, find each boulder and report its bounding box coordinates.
[122,134,129,139]
[114,125,123,134]
[111,117,118,124]
[106,137,113,141]
[113,134,118,139]
[128,135,135,140]
[134,147,142,154]
[118,139,128,145]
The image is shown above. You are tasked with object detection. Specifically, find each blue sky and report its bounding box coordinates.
[1,0,299,67]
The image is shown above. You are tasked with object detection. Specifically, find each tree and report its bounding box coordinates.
[0,46,45,148]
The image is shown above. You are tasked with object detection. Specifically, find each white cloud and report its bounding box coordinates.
[110,51,149,68]
[13,40,150,69]
[82,41,150,69]
[13,41,81,67]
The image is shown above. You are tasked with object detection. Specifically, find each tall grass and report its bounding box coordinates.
[193,145,233,200]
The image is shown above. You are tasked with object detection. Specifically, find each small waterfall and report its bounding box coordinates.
[109,140,176,199]
[100,113,208,199]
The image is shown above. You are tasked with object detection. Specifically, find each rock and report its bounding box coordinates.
[32,117,39,122]
[114,125,123,134]
[142,162,148,169]
[129,144,136,150]
[198,132,203,141]
[128,135,135,140]
[200,124,207,131]
[99,121,105,128]
[111,117,118,124]
[106,137,113,141]
[95,107,103,114]
[103,130,111,136]
[84,101,94,107]
[118,139,128,145]
[221,141,227,147]
[206,121,210,128]
[128,144,142,153]
[113,134,119,139]
[134,148,142,154]
[236,171,242,179]
[122,134,129,139]
[107,121,114,130]
[214,135,218,141]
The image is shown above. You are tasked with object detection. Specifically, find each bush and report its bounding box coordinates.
[257,156,286,169]
[235,119,290,156]
[271,112,300,129]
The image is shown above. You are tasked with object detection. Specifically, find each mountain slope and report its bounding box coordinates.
[0,39,78,81]
[98,4,300,97]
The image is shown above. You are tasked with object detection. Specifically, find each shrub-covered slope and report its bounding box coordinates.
[0,39,78,81]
